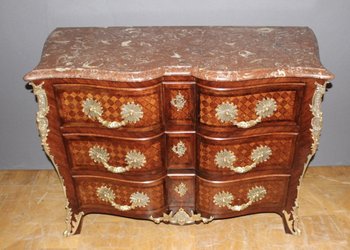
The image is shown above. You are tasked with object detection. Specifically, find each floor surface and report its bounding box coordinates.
[0,166,349,250]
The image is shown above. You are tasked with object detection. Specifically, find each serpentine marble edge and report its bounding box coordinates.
[24,26,334,82]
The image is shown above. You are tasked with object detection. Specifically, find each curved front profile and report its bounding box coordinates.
[196,175,290,218]
[197,133,297,178]
[74,176,166,218]
[64,133,165,179]
[54,82,163,133]
[198,82,305,132]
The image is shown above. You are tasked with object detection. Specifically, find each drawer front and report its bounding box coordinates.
[198,134,296,176]
[164,83,195,128]
[166,133,195,170]
[196,175,289,217]
[65,134,165,177]
[54,84,162,130]
[75,176,166,217]
[166,175,195,212]
[199,84,304,129]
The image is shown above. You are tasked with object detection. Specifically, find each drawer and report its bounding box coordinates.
[198,133,297,177]
[166,175,195,212]
[64,134,165,178]
[166,133,195,170]
[74,176,166,218]
[199,83,304,130]
[54,83,162,131]
[196,175,290,218]
[163,83,195,129]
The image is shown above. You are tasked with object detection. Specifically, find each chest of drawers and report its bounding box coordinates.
[24,26,334,236]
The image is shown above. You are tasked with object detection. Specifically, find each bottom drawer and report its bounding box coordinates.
[74,176,166,218]
[196,175,290,218]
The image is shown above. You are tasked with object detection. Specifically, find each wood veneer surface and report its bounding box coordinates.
[0,167,348,249]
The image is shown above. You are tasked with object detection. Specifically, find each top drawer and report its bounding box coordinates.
[198,82,305,130]
[54,83,162,132]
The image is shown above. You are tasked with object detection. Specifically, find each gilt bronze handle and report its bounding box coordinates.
[82,98,143,128]
[215,98,277,128]
[214,145,272,173]
[89,145,146,173]
[213,186,267,211]
[97,186,150,211]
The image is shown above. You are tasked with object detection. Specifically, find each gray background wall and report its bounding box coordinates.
[0,0,349,169]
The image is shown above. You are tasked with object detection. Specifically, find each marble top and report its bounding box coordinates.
[24,26,334,82]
